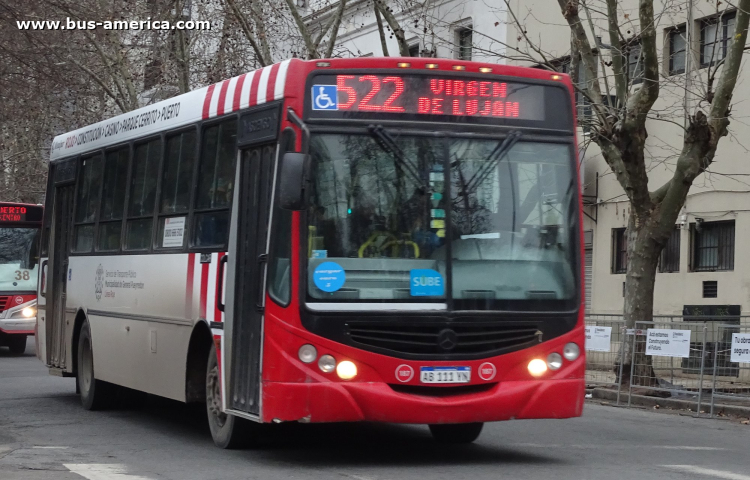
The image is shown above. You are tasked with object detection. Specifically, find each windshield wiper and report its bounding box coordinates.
[368,124,430,193]
[461,130,523,195]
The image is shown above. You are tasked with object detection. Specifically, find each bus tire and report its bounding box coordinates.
[77,322,114,410]
[428,422,484,444]
[8,335,27,355]
[206,344,250,449]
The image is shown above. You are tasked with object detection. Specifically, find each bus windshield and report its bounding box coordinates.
[306,132,578,311]
[0,227,40,292]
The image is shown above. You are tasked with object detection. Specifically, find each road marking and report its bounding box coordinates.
[662,465,750,480]
[516,443,723,451]
[33,446,69,449]
[64,464,155,480]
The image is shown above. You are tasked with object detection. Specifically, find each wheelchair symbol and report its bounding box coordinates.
[312,85,338,111]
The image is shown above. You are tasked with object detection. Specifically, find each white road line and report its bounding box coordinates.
[64,464,155,480]
[662,465,750,480]
[516,443,723,451]
[33,446,69,449]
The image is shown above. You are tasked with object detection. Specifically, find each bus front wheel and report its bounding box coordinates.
[77,322,114,410]
[8,335,27,355]
[429,423,484,444]
[206,344,251,449]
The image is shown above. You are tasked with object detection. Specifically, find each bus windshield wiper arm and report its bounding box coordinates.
[463,130,523,194]
[368,124,430,193]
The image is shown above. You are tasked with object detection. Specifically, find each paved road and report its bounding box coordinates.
[1,339,749,480]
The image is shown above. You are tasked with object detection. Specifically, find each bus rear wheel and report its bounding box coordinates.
[77,322,114,410]
[8,335,27,355]
[429,423,484,444]
[206,344,250,449]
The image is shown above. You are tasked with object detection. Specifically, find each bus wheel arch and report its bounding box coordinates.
[71,309,88,377]
[185,320,213,403]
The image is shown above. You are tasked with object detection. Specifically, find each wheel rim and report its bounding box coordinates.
[207,364,226,427]
[81,338,93,393]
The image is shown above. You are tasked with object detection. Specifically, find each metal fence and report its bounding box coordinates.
[584,315,750,416]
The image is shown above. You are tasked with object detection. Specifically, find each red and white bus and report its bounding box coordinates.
[0,202,42,355]
[40,57,584,447]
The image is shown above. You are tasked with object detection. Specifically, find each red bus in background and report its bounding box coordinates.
[0,202,42,355]
[41,57,584,448]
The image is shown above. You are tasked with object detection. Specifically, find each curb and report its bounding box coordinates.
[588,387,750,418]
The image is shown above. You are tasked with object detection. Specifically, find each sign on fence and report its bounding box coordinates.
[730,333,750,363]
[585,326,612,352]
[645,329,691,358]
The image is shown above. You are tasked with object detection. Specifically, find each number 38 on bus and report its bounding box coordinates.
[39,57,585,447]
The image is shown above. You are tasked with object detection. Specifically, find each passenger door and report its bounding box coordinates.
[224,144,275,415]
[46,181,75,369]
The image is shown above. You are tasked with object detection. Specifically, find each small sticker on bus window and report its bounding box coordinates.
[431,209,445,218]
[410,269,444,296]
[430,219,445,229]
[313,261,346,292]
[311,250,328,258]
[162,217,186,247]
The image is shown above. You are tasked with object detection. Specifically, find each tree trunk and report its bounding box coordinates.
[617,213,661,387]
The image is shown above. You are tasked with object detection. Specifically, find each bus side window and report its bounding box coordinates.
[267,128,296,306]
[192,119,237,248]
[125,139,161,251]
[97,147,128,252]
[72,154,104,253]
[157,130,197,249]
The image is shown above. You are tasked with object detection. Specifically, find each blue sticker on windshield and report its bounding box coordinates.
[311,250,328,258]
[313,262,346,292]
[410,269,444,296]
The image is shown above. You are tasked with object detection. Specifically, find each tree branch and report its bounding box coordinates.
[374,0,390,56]
[606,0,627,105]
[625,0,659,126]
[376,0,410,56]
[223,0,270,66]
[323,0,347,58]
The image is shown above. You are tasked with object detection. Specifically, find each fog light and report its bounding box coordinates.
[547,352,563,370]
[336,360,357,380]
[318,354,336,373]
[22,307,35,318]
[298,344,317,364]
[563,342,580,361]
[528,359,547,377]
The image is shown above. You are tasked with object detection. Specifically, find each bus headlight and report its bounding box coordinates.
[527,359,547,377]
[336,360,357,380]
[547,352,563,370]
[298,344,317,364]
[318,355,336,373]
[22,307,36,318]
[563,342,580,361]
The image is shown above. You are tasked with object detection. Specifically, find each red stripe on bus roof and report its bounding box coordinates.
[248,68,263,107]
[266,63,281,103]
[202,84,216,120]
[232,73,248,112]
[216,79,231,117]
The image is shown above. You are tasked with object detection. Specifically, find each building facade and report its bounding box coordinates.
[304,0,750,319]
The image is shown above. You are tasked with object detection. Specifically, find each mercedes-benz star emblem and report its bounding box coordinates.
[437,328,458,351]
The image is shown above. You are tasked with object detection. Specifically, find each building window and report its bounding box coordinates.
[551,55,600,132]
[668,26,687,75]
[408,43,420,57]
[626,41,643,84]
[612,228,627,274]
[692,220,735,271]
[457,27,472,60]
[659,227,680,272]
[700,11,736,67]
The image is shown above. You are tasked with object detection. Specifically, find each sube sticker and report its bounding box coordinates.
[410,269,444,296]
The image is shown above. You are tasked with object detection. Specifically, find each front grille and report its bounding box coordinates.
[0,296,9,313]
[389,383,495,397]
[347,322,540,356]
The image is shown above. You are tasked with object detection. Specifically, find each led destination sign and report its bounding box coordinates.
[309,73,554,123]
[0,203,43,224]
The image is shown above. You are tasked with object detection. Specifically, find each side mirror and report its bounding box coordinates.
[279,152,310,210]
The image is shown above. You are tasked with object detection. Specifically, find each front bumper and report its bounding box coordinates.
[0,316,35,335]
[262,377,584,424]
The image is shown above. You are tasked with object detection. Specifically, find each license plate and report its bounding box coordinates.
[420,367,471,384]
